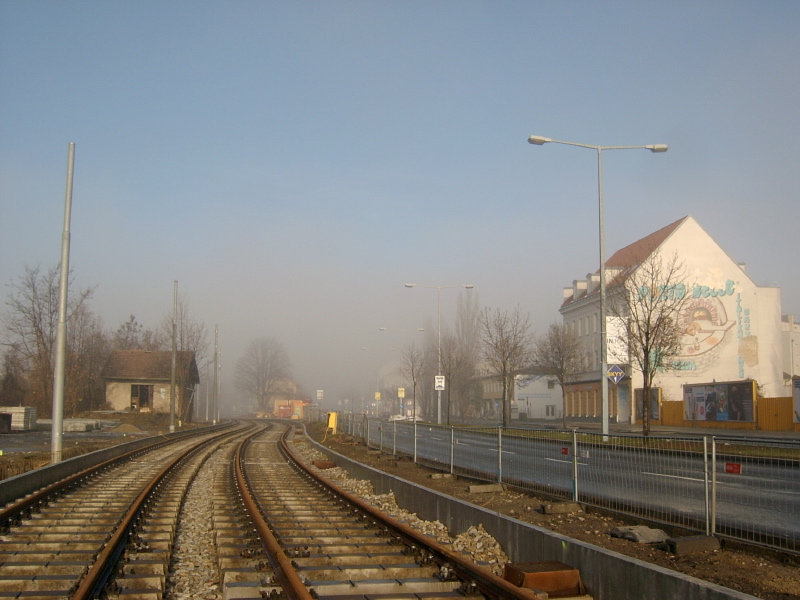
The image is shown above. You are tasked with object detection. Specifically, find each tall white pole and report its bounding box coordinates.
[437,287,442,425]
[169,280,177,433]
[51,142,75,464]
[597,148,610,438]
[212,325,218,424]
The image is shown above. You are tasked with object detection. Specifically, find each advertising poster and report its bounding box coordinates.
[635,388,660,420]
[794,379,800,424]
[684,381,754,422]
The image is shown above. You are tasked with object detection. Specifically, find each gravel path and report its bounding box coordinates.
[165,450,224,600]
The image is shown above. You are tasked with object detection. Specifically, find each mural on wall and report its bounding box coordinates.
[664,278,757,379]
[677,296,735,371]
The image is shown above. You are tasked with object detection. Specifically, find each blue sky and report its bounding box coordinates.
[1,2,798,409]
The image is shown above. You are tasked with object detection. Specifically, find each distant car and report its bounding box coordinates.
[388,414,405,421]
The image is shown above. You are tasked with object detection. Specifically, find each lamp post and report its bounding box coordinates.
[404,283,474,424]
[527,135,667,437]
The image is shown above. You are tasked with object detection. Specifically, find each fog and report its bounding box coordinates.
[2,3,798,414]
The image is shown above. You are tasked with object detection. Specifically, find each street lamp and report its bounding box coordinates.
[404,283,474,424]
[527,134,667,437]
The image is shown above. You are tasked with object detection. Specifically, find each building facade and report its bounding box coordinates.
[101,350,200,415]
[559,215,784,423]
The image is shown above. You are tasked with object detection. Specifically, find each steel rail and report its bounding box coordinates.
[0,439,172,532]
[71,424,251,599]
[234,428,316,600]
[279,426,542,600]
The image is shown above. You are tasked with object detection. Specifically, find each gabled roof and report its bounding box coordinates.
[561,216,689,307]
[101,350,200,384]
[605,216,687,268]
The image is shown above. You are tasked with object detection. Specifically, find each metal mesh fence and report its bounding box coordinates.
[311,414,799,553]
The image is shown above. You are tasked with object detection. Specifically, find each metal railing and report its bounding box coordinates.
[314,413,799,554]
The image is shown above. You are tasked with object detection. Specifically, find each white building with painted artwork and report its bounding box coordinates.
[559,215,784,423]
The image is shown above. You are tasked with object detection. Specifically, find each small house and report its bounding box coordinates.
[101,350,200,415]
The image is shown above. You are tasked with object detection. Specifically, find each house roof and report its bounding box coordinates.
[101,350,200,384]
[605,216,686,269]
[561,215,689,307]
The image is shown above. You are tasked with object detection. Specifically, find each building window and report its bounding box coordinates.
[547,379,555,389]
[131,384,153,409]
[546,405,555,417]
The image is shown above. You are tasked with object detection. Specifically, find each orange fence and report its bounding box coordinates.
[658,396,798,432]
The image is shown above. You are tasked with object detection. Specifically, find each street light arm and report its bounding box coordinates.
[529,134,668,153]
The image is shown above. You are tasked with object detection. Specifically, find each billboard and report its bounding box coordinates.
[794,379,800,424]
[683,380,755,422]
[634,387,660,420]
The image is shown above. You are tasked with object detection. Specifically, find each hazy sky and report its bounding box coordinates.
[2,2,798,411]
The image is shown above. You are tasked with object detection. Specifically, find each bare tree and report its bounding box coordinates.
[610,251,687,435]
[65,303,109,415]
[479,305,535,427]
[0,349,26,407]
[157,297,208,366]
[531,322,582,427]
[112,315,159,351]
[440,331,461,424]
[2,265,93,416]
[399,341,427,420]
[451,291,482,421]
[235,337,292,414]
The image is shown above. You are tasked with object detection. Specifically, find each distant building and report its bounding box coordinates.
[559,215,783,423]
[478,370,562,421]
[515,375,562,421]
[782,315,800,383]
[101,350,200,416]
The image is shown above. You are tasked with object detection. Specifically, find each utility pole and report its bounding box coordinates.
[51,142,75,465]
[169,281,178,433]
[213,325,219,424]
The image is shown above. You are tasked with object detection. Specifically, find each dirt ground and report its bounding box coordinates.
[0,412,178,479]
[308,424,800,600]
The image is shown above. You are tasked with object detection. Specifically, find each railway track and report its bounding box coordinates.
[235,424,544,600]
[0,422,555,599]
[0,422,254,599]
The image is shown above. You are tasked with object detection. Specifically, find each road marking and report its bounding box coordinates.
[545,457,588,466]
[642,471,703,482]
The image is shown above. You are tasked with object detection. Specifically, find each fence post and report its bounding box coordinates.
[413,421,418,463]
[379,422,384,453]
[711,436,717,536]
[703,436,710,535]
[366,418,371,449]
[572,428,579,502]
[392,421,397,456]
[498,427,503,484]
[450,426,455,475]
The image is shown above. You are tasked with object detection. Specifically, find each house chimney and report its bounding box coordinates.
[587,273,600,294]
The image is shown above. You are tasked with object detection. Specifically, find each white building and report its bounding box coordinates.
[782,315,800,383]
[560,215,784,423]
[514,375,563,421]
